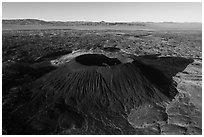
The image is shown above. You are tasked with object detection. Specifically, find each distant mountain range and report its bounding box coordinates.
[3,19,201,31]
[2,19,149,26]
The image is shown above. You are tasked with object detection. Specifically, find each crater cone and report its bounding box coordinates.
[26,53,193,132]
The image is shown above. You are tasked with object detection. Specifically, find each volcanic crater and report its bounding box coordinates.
[12,51,191,134]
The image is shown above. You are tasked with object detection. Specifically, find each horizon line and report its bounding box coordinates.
[2,18,202,23]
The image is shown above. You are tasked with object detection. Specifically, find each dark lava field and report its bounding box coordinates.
[2,26,202,135]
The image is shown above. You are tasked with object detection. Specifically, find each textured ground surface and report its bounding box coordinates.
[127,58,202,135]
[2,28,202,135]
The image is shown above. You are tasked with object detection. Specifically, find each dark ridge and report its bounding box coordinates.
[132,56,194,78]
[2,62,57,96]
[4,62,57,79]
[75,54,121,66]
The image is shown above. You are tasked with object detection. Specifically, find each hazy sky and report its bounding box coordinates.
[2,2,202,22]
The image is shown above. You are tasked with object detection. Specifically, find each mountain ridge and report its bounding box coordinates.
[2,19,201,26]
